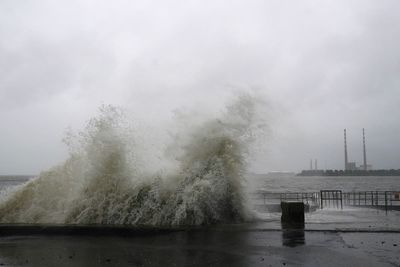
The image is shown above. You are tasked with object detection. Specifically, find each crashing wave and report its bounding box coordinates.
[0,94,264,226]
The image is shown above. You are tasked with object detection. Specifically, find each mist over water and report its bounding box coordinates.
[0,94,265,226]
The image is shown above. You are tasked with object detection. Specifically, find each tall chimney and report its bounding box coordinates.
[310,159,313,170]
[363,128,367,171]
[315,159,318,170]
[344,129,348,171]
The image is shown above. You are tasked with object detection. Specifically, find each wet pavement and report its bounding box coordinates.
[0,225,399,266]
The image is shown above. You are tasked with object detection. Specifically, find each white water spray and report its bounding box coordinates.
[0,94,264,226]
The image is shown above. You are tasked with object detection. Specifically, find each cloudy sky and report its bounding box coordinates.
[1,0,400,174]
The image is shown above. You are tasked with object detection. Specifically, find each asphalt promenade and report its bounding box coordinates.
[0,224,398,267]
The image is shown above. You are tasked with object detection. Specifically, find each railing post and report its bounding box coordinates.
[371,191,374,206]
[320,191,323,209]
[340,191,343,209]
[335,191,338,208]
[385,191,388,212]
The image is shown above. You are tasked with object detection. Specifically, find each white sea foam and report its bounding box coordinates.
[0,94,265,226]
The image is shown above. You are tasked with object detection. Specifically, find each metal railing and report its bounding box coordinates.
[251,191,320,206]
[251,190,400,211]
[320,190,343,209]
[343,191,400,211]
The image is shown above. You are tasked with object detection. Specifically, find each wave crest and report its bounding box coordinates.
[0,94,263,226]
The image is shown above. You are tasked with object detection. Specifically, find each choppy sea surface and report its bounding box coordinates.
[0,176,32,192]
[248,174,400,192]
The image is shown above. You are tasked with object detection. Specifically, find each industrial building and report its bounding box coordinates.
[344,128,373,171]
[298,128,400,176]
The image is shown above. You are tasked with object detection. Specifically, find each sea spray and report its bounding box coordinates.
[0,94,264,226]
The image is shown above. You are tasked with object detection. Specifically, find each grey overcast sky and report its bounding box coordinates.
[1,0,400,174]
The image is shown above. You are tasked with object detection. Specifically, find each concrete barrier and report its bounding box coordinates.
[281,201,305,224]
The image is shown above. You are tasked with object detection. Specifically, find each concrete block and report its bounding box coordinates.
[281,201,305,224]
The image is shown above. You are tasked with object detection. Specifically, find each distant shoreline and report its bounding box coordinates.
[298,169,400,176]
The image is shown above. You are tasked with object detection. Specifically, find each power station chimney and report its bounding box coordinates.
[363,128,367,171]
[344,129,348,171]
[310,159,313,170]
[315,159,318,170]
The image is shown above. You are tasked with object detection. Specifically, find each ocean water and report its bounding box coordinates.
[0,176,32,192]
[249,174,400,192]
